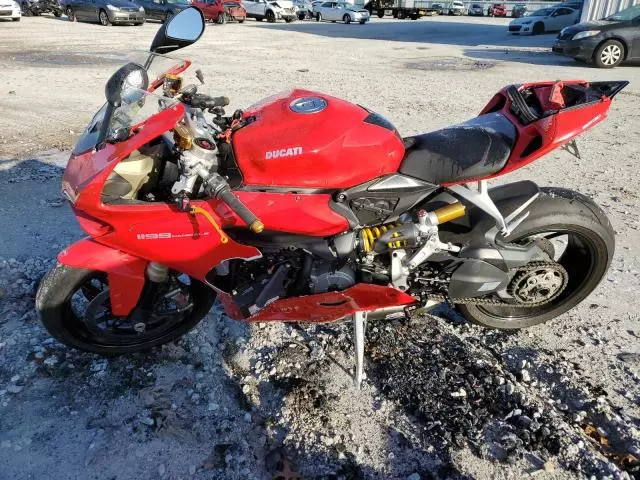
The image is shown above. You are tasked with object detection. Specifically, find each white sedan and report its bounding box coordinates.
[315,1,369,23]
[0,0,21,21]
[508,6,579,35]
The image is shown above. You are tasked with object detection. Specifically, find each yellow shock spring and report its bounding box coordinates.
[361,223,404,253]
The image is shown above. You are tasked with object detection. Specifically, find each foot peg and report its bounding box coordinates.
[353,311,367,390]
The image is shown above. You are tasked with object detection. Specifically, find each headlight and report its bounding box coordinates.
[572,30,600,40]
[138,6,144,11]
[106,3,118,10]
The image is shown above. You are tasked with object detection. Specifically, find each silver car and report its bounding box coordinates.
[315,1,369,23]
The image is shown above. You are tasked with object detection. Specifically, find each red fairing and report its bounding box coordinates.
[453,80,614,183]
[246,283,417,323]
[233,89,405,188]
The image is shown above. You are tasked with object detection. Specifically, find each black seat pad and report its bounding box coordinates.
[399,113,517,185]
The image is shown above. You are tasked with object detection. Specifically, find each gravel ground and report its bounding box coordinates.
[1,14,639,480]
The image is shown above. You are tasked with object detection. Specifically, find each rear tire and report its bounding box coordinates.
[397,9,405,19]
[36,264,215,355]
[377,9,384,17]
[66,7,75,20]
[266,9,275,22]
[343,13,350,23]
[456,188,615,329]
[593,39,624,68]
[316,12,321,21]
[217,12,227,23]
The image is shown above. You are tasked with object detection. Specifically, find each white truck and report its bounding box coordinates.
[364,0,438,19]
[243,0,297,22]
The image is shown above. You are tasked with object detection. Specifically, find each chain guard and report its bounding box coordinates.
[428,260,568,308]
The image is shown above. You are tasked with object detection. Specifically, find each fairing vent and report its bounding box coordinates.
[364,113,401,140]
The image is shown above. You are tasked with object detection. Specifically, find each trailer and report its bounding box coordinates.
[364,0,438,19]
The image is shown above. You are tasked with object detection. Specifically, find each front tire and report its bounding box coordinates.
[217,12,227,23]
[594,39,624,68]
[99,9,111,26]
[532,21,544,35]
[343,13,350,23]
[316,12,321,21]
[266,9,275,22]
[36,264,215,355]
[457,188,615,329]
[66,7,75,20]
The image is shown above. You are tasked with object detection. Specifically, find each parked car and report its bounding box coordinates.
[292,0,311,19]
[134,0,189,22]
[508,6,578,35]
[0,0,21,20]
[20,0,63,16]
[431,2,443,14]
[467,3,482,16]
[511,3,527,18]
[243,0,296,22]
[447,0,463,15]
[487,3,506,17]
[553,4,640,68]
[315,1,368,23]
[193,0,246,22]
[66,0,145,24]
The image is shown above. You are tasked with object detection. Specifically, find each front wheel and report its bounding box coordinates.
[99,9,111,26]
[266,9,275,22]
[532,21,544,35]
[457,188,615,329]
[594,40,624,68]
[36,264,215,355]
[217,12,227,23]
[316,12,321,21]
[66,7,75,20]
[343,13,350,23]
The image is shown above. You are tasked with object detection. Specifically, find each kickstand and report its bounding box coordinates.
[353,311,367,390]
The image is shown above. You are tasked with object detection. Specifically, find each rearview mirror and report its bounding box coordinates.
[105,62,149,106]
[150,7,205,54]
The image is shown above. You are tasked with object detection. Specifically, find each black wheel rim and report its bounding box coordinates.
[100,11,108,24]
[63,273,197,347]
[475,228,600,321]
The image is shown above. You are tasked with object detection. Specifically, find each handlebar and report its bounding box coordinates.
[218,187,264,234]
[201,173,264,234]
[184,92,230,110]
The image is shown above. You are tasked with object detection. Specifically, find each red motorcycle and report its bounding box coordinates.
[36,8,627,387]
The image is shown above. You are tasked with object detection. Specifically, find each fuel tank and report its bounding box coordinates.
[232,89,405,189]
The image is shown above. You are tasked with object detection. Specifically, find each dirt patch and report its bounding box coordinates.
[13,51,128,66]
[406,57,496,71]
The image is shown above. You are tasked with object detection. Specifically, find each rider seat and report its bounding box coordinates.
[399,113,517,185]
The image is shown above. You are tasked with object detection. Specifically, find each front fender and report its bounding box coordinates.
[58,239,147,316]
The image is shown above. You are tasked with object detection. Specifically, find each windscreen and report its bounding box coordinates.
[73,53,188,154]
[604,5,640,21]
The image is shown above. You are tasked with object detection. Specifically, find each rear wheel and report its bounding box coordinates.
[456,188,615,329]
[99,9,111,25]
[266,9,275,22]
[594,40,624,68]
[532,21,544,35]
[343,13,350,23]
[66,7,75,20]
[36,264,215,355]
[397,9,405,19]
[377,9,384,17]
[316,12,321,21]
[217,12,227,23]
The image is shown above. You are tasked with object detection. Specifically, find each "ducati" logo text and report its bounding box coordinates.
[265,146,303,160]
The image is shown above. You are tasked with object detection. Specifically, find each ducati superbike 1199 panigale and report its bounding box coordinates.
[36,8,627,387]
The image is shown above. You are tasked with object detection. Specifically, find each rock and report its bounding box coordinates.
[407,474,421,480]
[158,464,166,477]
[207,402,219,412]
[244,412,252,423]
[10,375,19,383]
[7,385,23,394]
[189,465,196,475]
[500,433,519,451]
[140,416,155,426]
[543,460,555,473]
[520,370,531,382]
[450,388,467,398]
